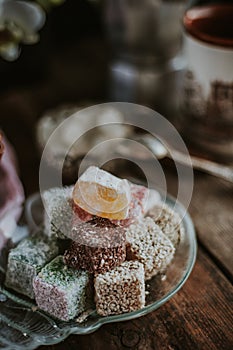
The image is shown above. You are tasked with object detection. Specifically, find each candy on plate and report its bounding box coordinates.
[94,260,145,316]
[64,219,126,274]
[126,217,175,280]
[72,166,131,220]
[33,256,92,321]
[5,232,59,298]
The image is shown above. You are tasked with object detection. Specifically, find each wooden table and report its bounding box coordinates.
[0,30,232,350]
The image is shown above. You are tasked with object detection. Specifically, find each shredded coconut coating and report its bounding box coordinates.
[42,186,76,238]
[70,219,125,247]
[144,188,161,212]
[64,219,126,274]
[5,231,59,298]
[94,261,145,316]
[33,256,92,321]
[147,203,184,247]
[42,183,161,241]
[126,217,175,280]
[72,166,131,220]
[43,186,73,219]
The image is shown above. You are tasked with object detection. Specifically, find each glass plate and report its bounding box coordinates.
[0,191,197,350]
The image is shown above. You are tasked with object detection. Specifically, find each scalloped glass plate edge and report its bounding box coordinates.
[0,192,197,349]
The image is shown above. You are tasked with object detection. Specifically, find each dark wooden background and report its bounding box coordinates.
[0,1,232,349]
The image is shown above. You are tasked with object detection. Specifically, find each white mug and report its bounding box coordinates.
[179,4,233,161]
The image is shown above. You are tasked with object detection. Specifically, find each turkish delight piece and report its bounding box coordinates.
[147,203,184,247]
[126,217,175,280]
[42,186,77,238]
[72,183,152,227]
[72,201,93,222]
[144,188,161,212]
[111,183,149,226]
[5,232,59,298]
[72,166,131,220]
[64,219,126,274]
[72,184,161,228]
[94,260,145,316]
[33,256,92,321]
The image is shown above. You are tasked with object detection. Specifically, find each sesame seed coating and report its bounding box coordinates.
[94,261,145,316]
[126,217,175,280]
[147,203,184,247]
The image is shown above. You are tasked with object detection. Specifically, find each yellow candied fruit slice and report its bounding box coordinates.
[97,185,117,202]
[72,166,131,220]
[73,182,129,220]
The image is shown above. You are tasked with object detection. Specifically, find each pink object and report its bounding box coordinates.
[112,184,149,227]
[72,201,93,222]
[71,200,93,230]
[0,132,24,248]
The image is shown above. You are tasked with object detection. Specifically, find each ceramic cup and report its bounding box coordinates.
[179,4,233,161]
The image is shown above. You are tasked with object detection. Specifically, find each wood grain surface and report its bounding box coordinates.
[165,166,233,283]
[37,248,233,350]
[0,24,232,349]
[1,91,232,349]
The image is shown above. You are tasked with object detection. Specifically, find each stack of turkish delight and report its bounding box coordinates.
[5,166,184,321]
